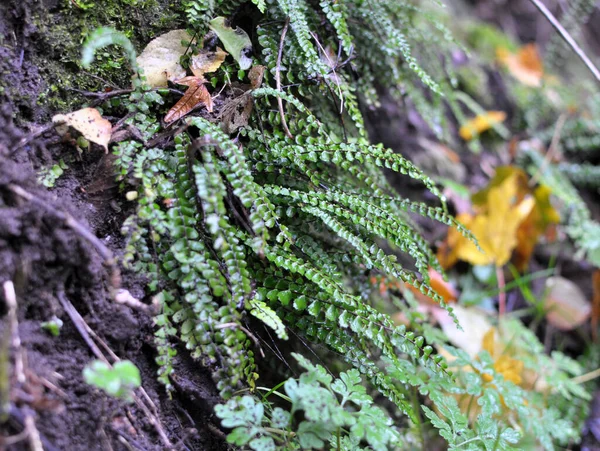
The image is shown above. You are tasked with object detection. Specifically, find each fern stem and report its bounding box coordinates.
[276,17,294,139]
[529,0,600,83]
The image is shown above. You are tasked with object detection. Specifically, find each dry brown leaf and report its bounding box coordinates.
[52,107,112,152]
[190,47,228,78]
[165,77,213,124]
[544,276,591,331]
[249,65,266,90]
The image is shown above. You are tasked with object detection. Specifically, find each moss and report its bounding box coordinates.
[31,0,185,115]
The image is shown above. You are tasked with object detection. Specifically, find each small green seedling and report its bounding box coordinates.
[83,360,141,402]
[40,316,63,337]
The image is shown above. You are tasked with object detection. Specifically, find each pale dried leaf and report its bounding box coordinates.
[544,276,591,331]
[52,107,112,152]
[191,47,227,78]
[137,29,191,87]
[434,305,492,358]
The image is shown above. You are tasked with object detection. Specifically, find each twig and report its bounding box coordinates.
[114,289,158,315]
[57,292,108,364]
[276,18,293,139]
[57,292,174,449]
[3,282,23,384]
[570,367,600,384]
[8,184,121,293]
[529,0,600,83]
[3,281,43,451]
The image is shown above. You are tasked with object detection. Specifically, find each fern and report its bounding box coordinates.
[82,0,475,430]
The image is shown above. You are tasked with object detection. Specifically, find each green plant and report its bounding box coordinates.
[215,353,402,450]
[77,0,473,429]
[40,316,64,336]
[38,160,68,188]
[82,360,141,402]
[73,0,596,449]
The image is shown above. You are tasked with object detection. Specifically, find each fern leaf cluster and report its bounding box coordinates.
[82,0,474,429]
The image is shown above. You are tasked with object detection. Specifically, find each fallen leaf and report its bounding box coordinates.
[472,167,560,270]
[514,184,560,270]
[405,267,458,305]
[137,29,192,87]
[437,212,473,269]
[209,17,253,70]
[454,173,535,266]
[481,328,523,385]
[249,65,265,90]
[190,47,228,78]
[544,276,591,331]
[165,76,213,123]
[52,107,112,152]
[497,43,544,87]
[459,111,506,141]
[218,66,265,134]
[434,305,492,358]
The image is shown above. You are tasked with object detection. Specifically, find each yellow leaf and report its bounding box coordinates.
[481,328,523,385]
[52,107,112,152]
[497,43,544,87]
[459,111,506,141]
[190,47,228,78]
[514,184,560,269]
[454,173,535,266]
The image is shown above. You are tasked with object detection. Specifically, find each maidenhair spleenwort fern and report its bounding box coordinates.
[83,0,474,436]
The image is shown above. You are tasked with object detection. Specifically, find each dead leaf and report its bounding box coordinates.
[437,212,473,269]
[137,29,192,87]
[405,267,458,305]
[454,173,535,266]
[209,17,253,70]
[219,93,254,134]
[249,65,265,90]
[481,328,523,385]
[165,76,213,123]
[497,44,544,87]
[471,167,560,270]
[191,47,227,78]
[52,107,112,152]
[514,184,560,270]
[544,276,591,331]
[459,111,506,141]
[435,305,492,358]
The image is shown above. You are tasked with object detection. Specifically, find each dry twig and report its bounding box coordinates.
[2,281,43,451]
[529,0,600,83]
[57,292,174,449]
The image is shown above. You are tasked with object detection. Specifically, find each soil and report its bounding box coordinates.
[0,1,228,450]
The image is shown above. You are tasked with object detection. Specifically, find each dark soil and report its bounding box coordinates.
[0,1,228,450]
